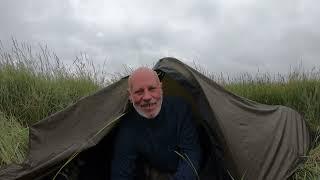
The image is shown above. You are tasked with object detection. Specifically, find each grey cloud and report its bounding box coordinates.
[1,0,319,76]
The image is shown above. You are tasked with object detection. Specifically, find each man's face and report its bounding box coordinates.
[128,70,163,119]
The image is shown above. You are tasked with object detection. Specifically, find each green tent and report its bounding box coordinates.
[0,57,310,180]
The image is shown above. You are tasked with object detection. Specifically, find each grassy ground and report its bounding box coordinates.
[0,40,319,179]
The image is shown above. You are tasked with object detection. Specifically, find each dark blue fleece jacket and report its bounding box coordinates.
[111,96,201,180]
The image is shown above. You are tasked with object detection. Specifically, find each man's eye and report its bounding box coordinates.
[135,90,143,95]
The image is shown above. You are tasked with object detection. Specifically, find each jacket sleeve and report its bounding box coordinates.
[110,125,138,180]
[173,103,201,180]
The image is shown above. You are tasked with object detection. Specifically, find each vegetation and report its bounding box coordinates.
[224,71,320,132]
[0,112,28,166]
[0,40,319,179]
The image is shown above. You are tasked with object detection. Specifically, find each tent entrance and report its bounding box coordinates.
[44,73,230,180]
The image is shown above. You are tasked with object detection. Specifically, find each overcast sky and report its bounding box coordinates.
[1,0,319,76]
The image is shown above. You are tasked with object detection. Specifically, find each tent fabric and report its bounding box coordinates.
[0,57,310,180]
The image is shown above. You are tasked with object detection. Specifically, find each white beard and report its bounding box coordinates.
[133,96,163,119]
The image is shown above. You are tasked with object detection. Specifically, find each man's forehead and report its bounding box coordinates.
[130,68,158,82]
[131,74,158,85]
[128,67,161,90]
[131,68,156,77]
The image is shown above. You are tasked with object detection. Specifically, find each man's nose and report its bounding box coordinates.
[142,91,152,101]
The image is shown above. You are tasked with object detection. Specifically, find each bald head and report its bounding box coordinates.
[128,67,160,91]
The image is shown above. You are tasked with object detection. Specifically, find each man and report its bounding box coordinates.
[111,67,201,180]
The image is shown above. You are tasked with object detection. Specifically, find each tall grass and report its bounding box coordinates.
[0,39,126,167]
[0,39,102,125]
[224,73,320,132]
[0,40,319,179]
[0,112,28,166]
